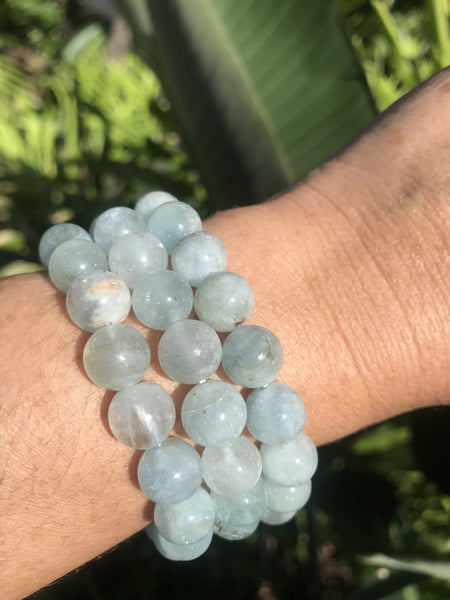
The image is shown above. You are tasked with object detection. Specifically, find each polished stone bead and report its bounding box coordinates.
[171,231,227,287]
[39,223,91,267]
[221,325,283,388]
[261,508,296,526]
[48,239,108,293]
[108,382,175,449]
[260,432,318,487]
[132,270,193,330]
[108,231,168,288]
[154,488,215,545]
[92,207,145,254]
[83,324,150,391]
[263,477,311,513]
[202,436,262,496]
[246,382,306,444]
[138,437,203,504]
[146,201,202,254]
[194,272,254,332]
[158,319,222,384]
[66,270,131,332]
[181,380,246,447]
[146,523,213,561]
[211,478,266,541]
[135,190,178,221]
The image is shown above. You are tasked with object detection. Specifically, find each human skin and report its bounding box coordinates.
[0,69,449,599]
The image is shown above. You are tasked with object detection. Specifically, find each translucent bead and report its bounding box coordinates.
[92,207,145,254]
[83,324,150,391]
[132,270,193,331]
[262,477,312,513]
[202,436,262,496]
[108,382,175,449]
[48,239,108,293]
[221,325,283,388]
[171,231,227,287]
[194,272,254,332]
[138,437,202,504]
[246,382,306,444]
[135,190,178,221]
[181,380,246,447]
[260,432,318,487]
[66,271,131,332]
[39,223,91,267]
[146,201,202,254]
[158,320,222,384]
[154,487,215,545]
[146,523,213,561]
[211,478,267,541]
[108,231,168,288]
[261,508,296,526]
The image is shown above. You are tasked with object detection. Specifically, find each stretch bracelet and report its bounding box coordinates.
[39,192,318,561]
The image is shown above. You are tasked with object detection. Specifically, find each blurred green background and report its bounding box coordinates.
[1,1,449,599]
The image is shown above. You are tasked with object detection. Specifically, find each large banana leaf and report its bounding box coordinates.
[118,0,376,209]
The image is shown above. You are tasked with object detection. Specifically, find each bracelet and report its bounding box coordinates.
[39,192,318,561]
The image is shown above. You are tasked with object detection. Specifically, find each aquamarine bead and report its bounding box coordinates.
[146,201,202,254]
[158,319,222,384]
[92,207,145,254]
[171,231,227,287]
[246,382,306,444]
[211,478,267,541]
[66,270,131,332]
[138,437,203,504]
[194,272,254,332]
[108,231,168,288]
[260,432,318,487]
[132,270,193,330]
[39,223,91,267]
[154,487,215,545]
[108,382,175,449]
[48,238,108,293]
[261,508,296,526]
[221,325,283,388]
[181,380,246,447]
[83,324,150,391]
[135,190,178,221]
[262,477,311,513]
[146,523,213,561]
[202,436,262,496]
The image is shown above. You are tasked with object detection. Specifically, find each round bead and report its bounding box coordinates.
[39,223,91,267]
[146,201,202,254]
[262,477,312,513]
[221,325,283,388]
[261,508,296,526]
[202,436,262,496]
[138,438,203,504]
[83,324,150,391]
[260,432,318,487]
[132,270,193,331]
[135,190,179,221]
[181,380,246,447]
[146,523,213,561]
[172,231,227,287]
[108,231,168,288]
[211,478,267,541]
[194,272,254,332]
[158,320,222,384]
[154,488,215,545]
[92,207,145,254]
[66,271,131,332]
[48,239,108,293]
[108,382,175,449]
[246,382,306,444]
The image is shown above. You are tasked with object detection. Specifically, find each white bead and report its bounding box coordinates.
[171,231,227,287]
[260,432,318,487]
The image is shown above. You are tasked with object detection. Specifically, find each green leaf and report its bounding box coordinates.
[118,0,375,208]
[360,553,450,582]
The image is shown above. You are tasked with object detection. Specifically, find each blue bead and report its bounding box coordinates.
[93,207,145,254]
[48,239,108,293]
[260,432,318,487]
[135,191,179,221]
[171,231,227,287]
[146,523,213,561]
[146,201,202,254]
[39,223,91,267]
